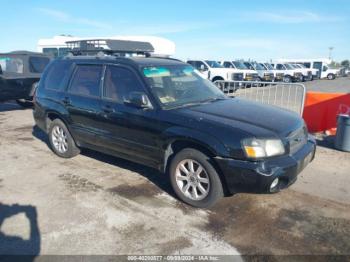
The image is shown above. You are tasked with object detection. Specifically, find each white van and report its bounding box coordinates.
[243,61,274,82]
[260,63,284,82]
[272,63,304,83]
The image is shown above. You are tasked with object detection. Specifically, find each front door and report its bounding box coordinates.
[96,65,162,167]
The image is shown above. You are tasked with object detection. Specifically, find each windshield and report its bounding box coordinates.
[143,65,226,109]
[297,64,306,68]
[205,60,223,68]
[252,62,265,70]
[0,56,24,74]
[232,61,248,70]
[285,64,294,70]
[264,63,274,70]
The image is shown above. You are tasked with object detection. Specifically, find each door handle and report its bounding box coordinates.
[62,97,71,105]
[102,105,115,113]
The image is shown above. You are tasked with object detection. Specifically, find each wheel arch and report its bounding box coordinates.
[163,137,231,196]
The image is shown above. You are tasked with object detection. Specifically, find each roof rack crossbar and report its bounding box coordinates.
[65,39,154,57]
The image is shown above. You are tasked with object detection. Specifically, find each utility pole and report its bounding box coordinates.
[328,47,334,61]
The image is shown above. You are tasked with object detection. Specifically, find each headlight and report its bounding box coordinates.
[242,138,285,159]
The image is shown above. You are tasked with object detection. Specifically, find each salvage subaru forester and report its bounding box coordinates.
[33,55,316,207]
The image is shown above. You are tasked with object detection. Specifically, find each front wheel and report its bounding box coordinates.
[283,76,292,83]
[169,148,224,208]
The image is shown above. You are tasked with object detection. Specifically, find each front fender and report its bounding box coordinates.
[162,126,229,157]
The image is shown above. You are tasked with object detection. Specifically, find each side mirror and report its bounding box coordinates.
[127,91,152,109]
[0,65,2,74]
[200,65,208,72]
[323,66,327,72]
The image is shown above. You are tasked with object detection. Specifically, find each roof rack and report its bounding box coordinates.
[66,39,155,57]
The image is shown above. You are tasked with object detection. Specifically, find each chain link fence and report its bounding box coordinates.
[214,81,306,115]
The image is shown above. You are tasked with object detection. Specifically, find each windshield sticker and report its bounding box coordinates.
[143,67,170,78]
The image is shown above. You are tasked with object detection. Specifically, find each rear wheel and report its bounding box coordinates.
[327,73,335,80]
[48,119,80,158]
[169,148,224,208]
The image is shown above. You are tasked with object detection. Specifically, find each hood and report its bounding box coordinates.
[177,98,303,138]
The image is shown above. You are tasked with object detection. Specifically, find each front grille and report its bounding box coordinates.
[308,71,312,77]
[276,73,284,79]
[294,72,302,77]
[287,126,308,154]
[232,73,244,81]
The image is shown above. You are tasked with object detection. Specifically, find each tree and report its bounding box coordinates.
[341,60,350,68]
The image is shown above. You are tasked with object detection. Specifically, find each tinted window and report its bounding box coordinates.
[43,48,58,58]
[0,57,24,74]
[223,62,233,68]
[103,66,144,102]
[276,64,284,70]
[69,65,103,97]
[43,60,72,90]
[29,57,50,73]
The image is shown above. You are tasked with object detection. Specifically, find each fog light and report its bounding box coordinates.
[270,178,279,190]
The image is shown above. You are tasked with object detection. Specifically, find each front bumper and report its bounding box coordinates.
[215,136,316,194]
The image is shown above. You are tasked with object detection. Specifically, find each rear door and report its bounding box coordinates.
[96,65,162,167]
[64,64,103,145]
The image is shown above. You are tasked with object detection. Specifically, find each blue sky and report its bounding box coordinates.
[1,0,349,61]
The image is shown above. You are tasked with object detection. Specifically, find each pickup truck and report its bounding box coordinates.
[260,63,284,82]
[272,63,304,83]
[187,60,244,82]
[219,61,259,81]
[244,61,274,82]
[289,64,313,81]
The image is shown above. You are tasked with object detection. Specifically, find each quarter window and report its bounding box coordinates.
[29,57,50,73]
[43,60,72,90]
[103,66,144,102]
[69,65,103,97]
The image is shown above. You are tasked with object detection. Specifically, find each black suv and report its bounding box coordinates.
[33,56,316,207]
[0,51,51,107]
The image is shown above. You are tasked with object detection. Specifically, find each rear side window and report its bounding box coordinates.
[0,57,24,74]
[43,60,72,90]
[69,65,103,97]
[29,57,50,73]
[103,66,144,102]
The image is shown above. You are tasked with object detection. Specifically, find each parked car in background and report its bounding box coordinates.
[260,63,284,82]
[243,61,274,82]
[278,59,339,80]
[0,51,51,107]
[187,60,244,82]
[33,55,316,208]
[219,61,259,81]
[289,64,313,81]
[272,63,303,83]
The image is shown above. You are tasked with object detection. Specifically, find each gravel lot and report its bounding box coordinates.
[0,102,350,259]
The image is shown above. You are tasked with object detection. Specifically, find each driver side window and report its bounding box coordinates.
[103,66,145,103]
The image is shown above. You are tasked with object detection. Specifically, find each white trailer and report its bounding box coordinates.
[37,35,176,58]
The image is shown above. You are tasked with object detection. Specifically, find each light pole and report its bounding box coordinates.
[328,47,334,61]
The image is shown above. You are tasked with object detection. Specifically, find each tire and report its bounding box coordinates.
[327,73,335,80]
[16,99,33,108]
[283,75,292,83]
[169,148,224,208]
[48,119,80,158]
[212,77,224,83]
